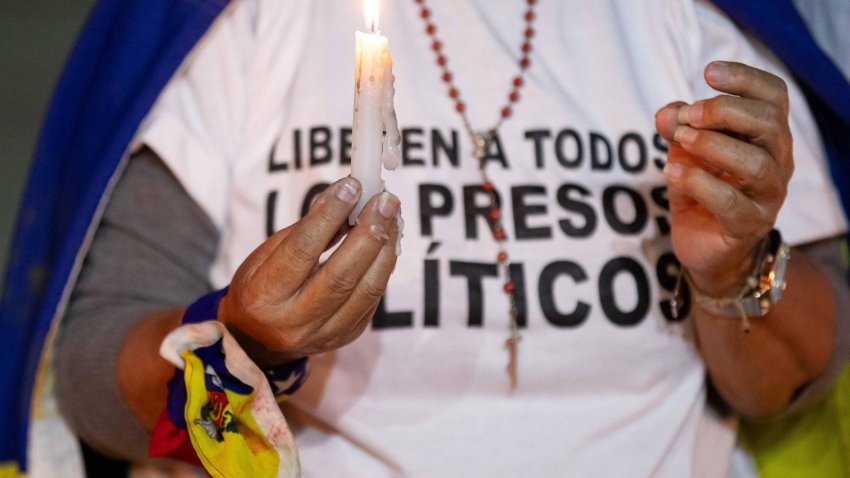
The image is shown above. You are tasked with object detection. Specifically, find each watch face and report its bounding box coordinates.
[770,243,791,304]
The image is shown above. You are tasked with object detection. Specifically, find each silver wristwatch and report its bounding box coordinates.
[693,229,790,319]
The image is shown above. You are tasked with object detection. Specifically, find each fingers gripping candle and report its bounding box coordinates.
[349,0,401,225]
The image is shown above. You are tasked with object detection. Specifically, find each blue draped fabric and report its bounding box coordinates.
[1,0,848,473]
[0,0,228,471]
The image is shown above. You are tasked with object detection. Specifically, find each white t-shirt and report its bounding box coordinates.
[137,1,847,476]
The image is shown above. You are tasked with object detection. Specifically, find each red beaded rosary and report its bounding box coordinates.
[415,0,538,390]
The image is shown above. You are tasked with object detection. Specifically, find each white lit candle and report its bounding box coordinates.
[350,0,401,225]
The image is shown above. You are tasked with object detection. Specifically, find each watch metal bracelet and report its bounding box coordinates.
[671,229,790,332]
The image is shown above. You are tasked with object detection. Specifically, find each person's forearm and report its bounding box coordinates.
[694,248,836,418]
[116,309,184,429]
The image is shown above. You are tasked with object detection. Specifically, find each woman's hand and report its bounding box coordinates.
[655,61,794,297]
[218,176,401,365]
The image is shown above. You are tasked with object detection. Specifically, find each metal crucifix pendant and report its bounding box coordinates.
[505,334,520,391]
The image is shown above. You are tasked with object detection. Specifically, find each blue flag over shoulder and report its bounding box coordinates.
[1,0,848,474]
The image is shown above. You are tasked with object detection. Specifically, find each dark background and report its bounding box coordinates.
[0,0,95,290]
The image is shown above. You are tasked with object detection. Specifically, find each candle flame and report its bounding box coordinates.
[364,0,379,32]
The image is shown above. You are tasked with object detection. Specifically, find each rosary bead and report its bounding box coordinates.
[413,0,535,387]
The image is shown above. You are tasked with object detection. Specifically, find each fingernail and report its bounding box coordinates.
[677,105,690,124]
[377,192,400,219]
[707,62,729,85]
[663,162,684,180]
[688,102,704,124]
[336,178,360,203]
[673,126,698,144]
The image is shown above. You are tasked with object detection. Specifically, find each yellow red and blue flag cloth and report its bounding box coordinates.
[151,321,300,478]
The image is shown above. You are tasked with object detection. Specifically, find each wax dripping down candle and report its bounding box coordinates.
[349,0,402,225]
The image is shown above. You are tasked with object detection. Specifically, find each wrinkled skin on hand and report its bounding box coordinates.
[217,177,402,365]
[655,61,794,297]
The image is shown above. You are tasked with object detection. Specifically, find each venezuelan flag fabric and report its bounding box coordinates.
[151,321,300,478]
